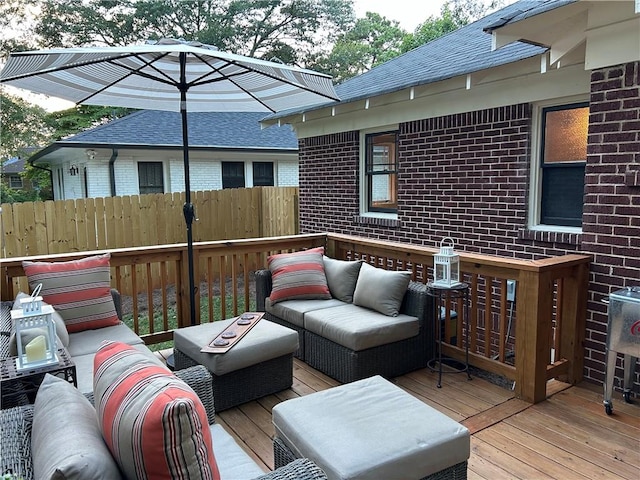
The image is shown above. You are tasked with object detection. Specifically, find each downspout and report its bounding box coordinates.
[28,159,54,200]
[109,148,118,196]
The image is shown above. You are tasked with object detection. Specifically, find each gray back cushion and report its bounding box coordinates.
[323,257,363,303]
[352,263,410,316]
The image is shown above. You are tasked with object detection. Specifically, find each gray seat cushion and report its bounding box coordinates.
[73,344,164,394]
[210,424,266,479]
[304,304,419,351]
[265,297,346,327]
[273,375,470,480]
[173,318,298,376]
[66,321,144,357]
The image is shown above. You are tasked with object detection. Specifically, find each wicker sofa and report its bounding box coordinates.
[0,290,163,399]
[255,259,434,384]
[1,295,327,480]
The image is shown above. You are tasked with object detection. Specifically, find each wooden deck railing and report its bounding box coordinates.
[0,232,590,403]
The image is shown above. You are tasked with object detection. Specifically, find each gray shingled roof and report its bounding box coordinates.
[1,157,26,174]
[268,0,570,120]
[60,110,298,150]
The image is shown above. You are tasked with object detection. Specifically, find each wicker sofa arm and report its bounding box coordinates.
[401,281,431,324]
[255,269,273,312]
[0,404,34,480]
[174,364,216,424]
[254,458,327,480]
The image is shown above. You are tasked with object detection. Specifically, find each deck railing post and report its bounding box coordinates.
[558,262,589,385]
[514,269,555,403]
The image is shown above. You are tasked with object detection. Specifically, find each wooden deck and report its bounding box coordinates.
[155,350,640,479]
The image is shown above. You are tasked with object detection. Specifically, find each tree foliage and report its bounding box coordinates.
[313,12,406,83]
[402,0,509,53]
[16,0,354,67]
[0,92,53,160]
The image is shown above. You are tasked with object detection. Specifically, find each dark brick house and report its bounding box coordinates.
[265,0,639,391]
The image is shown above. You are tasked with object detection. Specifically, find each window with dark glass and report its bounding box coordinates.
[366,131,398,213]
[253,162,274,186]
[138,162,164,194]
[540,103,588,227]
[9,175,23,189]
[222,161,245,189]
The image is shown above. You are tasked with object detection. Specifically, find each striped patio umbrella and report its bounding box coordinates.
[1,38,339,327]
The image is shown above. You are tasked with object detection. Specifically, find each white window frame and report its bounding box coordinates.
[359,125,399,220]
[528,96,588,233]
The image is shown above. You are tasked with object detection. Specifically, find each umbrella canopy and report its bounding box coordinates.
[1,38,339,326]
[0,39,338,112]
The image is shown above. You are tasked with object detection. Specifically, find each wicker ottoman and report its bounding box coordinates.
[173,318,298,411]
[272,375,470,480]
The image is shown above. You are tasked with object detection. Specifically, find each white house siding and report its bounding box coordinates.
[277,160,298,186]
[51,150,298,199]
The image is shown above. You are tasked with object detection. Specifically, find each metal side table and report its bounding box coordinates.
[427,282,472,388]
[1,347,77,409]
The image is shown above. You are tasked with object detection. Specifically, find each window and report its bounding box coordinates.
[538,103,588,227]
[253,162,274,186]
[222,161,245,188]
[138,162,164,194]
[365,131,398,213]
[9,175,23,189]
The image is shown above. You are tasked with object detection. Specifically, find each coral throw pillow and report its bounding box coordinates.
[94,342,220,480]
[268,246,331,304]
[22,253,119,333]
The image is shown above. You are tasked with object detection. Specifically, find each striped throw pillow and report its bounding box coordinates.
[94,342,220,480]
[22,253,120,333]
[268,246,331,304]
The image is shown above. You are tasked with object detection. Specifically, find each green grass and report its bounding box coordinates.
[122,295,257,352]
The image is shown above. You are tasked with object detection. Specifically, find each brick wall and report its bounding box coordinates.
[582,61,640,387]
[299,132,360,233]
[300,105,581,258]
[297,62,640,389]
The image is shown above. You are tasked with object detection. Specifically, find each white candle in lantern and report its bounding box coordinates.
[25,335,47,362]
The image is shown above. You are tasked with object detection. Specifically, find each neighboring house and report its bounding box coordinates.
[265,1,639,389]
[0,156,43,197]
[1,157,28,191]
[30,111,300,200]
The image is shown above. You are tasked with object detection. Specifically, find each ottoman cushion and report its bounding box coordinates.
[174,319,298,376]
[304,304,419,351]
[273,375,470,480]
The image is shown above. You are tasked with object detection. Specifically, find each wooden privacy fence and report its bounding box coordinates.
[0,187,298,292]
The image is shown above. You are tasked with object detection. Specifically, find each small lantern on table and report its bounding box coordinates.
[10,285,58,370]
[433,237,461,288]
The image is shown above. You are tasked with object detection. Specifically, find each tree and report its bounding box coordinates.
[402,0,509,53]
[313,12,406,83]
[0,92,53,161]
[29,0,354,67]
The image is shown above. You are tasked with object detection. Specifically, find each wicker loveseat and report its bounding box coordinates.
[0,365,327,480]
[255,255,434,384]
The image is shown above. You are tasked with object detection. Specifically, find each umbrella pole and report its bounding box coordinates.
[179,52,197,327]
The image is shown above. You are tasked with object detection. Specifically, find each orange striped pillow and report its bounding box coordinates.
[94,342,220,480]
[268,247,331,304]
[22,253,119,333]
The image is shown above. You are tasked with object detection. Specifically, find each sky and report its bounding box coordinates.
[352,0,449,32]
